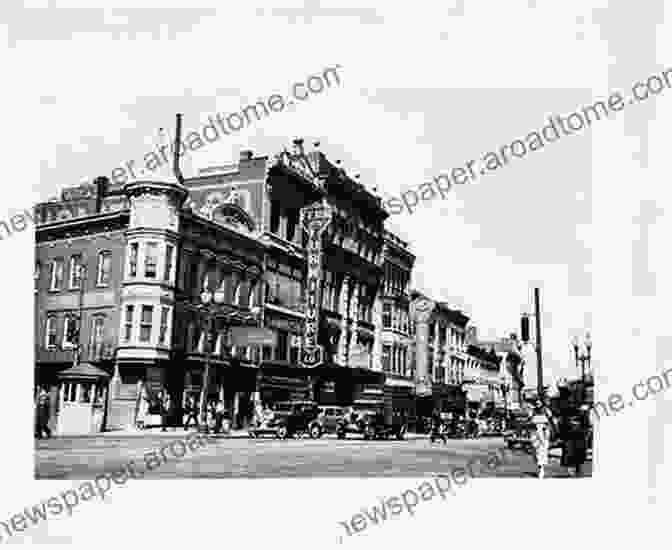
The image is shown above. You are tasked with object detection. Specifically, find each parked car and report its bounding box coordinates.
[336,406,407,440]
[308,405,346,438]
[504,413,536,451]
[249,400,320,439]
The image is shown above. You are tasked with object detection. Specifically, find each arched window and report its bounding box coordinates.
[233,280,241,305]
[236,280,248,307]
[248,282,257,309]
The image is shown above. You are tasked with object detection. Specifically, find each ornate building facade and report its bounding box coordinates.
[34,139,391,432]
[408,292,470,419]
[380,230,416,419]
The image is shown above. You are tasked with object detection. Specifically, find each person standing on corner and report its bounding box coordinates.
[161,392,174,432]
[35,387,52,439]
[183,395,199,431]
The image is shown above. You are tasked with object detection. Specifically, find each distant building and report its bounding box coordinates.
[379,230,416,419]
[408,292,469,419]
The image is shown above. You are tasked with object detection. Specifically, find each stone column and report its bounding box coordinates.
[409,297,435,393]
[337,275,350,365]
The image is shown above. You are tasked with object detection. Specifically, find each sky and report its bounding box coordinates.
[7,2,599,387]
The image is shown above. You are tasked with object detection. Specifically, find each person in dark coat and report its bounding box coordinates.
[161,393,175,432]
[183,395,199,430]
[560,412,588,476]
[35,388,52,439]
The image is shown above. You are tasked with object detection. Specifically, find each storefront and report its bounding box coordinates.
[384,376,416,421]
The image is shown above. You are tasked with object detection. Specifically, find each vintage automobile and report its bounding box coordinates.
[336,403,407,440]
[503,412,536,451]
[307,405,346,438]
[248,400,320,439]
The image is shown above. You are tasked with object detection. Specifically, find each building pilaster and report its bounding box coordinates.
[432,327,441,383]
[337,275,350,365]
[372,290,383,371]
[348,281,359,365]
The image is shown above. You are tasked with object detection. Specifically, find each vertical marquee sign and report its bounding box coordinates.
[299,199,332,368]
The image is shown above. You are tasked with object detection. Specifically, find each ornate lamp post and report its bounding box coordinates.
[572,332,592,384]
[197,283,227,434]
[572,332,592,404]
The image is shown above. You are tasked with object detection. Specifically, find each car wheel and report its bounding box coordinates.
[249,431,257,439]
[310,424,322,439]
[276,426,288,439]
[397,425,407,440]
[336,430,345,439]
[364,426,375,440]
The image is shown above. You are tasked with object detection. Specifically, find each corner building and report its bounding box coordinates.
[34,139,390,431]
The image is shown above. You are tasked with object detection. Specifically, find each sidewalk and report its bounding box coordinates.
[102,426,251,438]
[101,427,433,440]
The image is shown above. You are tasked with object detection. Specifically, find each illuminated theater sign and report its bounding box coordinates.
[299,199,332,368]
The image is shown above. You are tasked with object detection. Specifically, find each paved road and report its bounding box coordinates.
[35,434,591,479]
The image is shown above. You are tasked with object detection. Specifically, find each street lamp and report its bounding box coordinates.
[572,332,592,383]
[197,283,227,434]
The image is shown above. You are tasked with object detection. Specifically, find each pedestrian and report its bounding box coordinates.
[35,387,52,439]
[532,400,552,478]
[560,412,588,476]
[161,392,174,432]
[183,395,199,430]
[136,385,149,430]
[214,400,226,433]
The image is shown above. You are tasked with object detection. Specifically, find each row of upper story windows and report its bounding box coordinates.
[121,304,172,346]
[43,314,106,352]
[127,241,174,282]
[382,303,409,333]
[381,344,411,377]
[36,251,112,292]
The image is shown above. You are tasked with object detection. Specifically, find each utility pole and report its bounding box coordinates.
[534,287,543,398]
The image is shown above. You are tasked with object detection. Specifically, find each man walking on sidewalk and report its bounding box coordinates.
[183,395,199,430]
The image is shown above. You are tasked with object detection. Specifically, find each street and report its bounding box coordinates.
[35,434,591,479]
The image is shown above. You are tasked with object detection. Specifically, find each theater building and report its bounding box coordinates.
[34,138,390,431]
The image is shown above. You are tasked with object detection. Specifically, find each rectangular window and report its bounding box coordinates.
[45,317,57,349]
[144,243,158,278]
[382,303,392,329]
[129,243,139,277]
[124,305,134,341]
[382,345,391,373]
[276,330,288,361]
[69,255,83,289]
[164,245,174,282]
[62,317,78,349]
[97,251,112,286]
[90,316,105,357]
[50,258,64,291]
[63,382,77,403]
[139,305,153,342]
[159,306,169,345]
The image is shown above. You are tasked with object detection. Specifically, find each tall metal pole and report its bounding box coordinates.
[73,264,87,368]
[199,311,213,433]
[534,288,543,398]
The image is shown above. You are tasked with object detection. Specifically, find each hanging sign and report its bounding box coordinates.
[299,199,332,368]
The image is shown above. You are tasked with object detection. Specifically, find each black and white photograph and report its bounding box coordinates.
[1,1,671,547]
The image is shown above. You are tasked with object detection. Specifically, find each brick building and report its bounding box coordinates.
[34,139,392,432]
